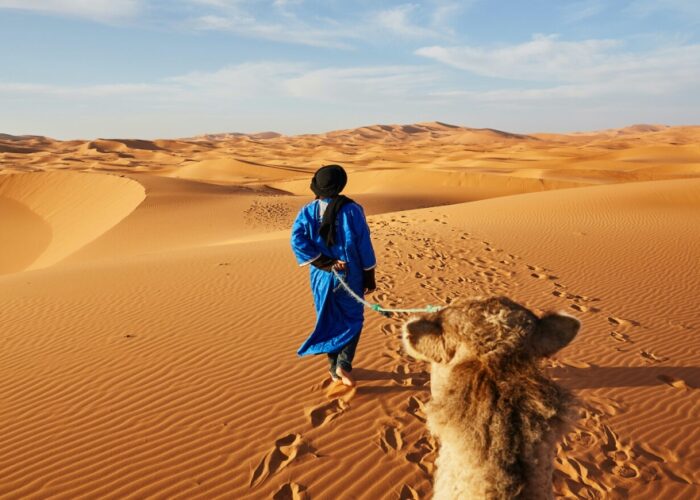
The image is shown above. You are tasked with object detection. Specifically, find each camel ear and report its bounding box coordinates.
[402,317,451,363]
[531,312,580,357]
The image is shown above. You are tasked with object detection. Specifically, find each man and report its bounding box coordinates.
[290,164,377,386]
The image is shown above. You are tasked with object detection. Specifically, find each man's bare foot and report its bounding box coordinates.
[335,366,355,387]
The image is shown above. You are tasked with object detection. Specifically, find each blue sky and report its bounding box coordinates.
[1,0,699,139]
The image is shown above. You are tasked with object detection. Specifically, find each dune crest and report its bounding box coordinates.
[0,171,145,273]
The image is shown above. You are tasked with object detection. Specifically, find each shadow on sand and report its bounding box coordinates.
[551,365,700,390]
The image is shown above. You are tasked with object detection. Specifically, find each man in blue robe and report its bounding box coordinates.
[290,164,377,387]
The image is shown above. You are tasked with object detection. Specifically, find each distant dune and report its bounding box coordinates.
[1,123,699,499]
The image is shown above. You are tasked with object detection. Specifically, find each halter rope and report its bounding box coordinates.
[331,269,443,317]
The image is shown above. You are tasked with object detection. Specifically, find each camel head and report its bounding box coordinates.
[402,296,580,367]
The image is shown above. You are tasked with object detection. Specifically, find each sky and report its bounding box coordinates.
[1,0,699,139]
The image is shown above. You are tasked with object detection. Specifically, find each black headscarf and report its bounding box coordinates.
[310,164,354,247]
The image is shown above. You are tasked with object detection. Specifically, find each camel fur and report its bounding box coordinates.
[402,296,580,500]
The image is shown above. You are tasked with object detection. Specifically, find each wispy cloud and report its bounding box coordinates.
[0,0,140,22]
[420,35,700,103]
[192,13,354,48]
[185,0,361,49]
[167,62,304,99]
[374,4,440,38]
[285,65,439,101]
[373,1,469,39]
[560,0,607,23]
[416,34,625,82]
[430,0,464,26]
[626,0,700,20]
[188,1,469,48]
[0,62,438,104]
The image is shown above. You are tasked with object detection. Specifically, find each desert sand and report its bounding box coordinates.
[1,122,699,498]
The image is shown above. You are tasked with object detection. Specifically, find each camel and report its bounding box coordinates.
[402,296,580,500]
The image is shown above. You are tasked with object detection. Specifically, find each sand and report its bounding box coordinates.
[1,123,699,498]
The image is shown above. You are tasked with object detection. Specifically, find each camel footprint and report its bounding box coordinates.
[250,433,313,487]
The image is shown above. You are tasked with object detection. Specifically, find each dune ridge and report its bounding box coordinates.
[0,171,144,273]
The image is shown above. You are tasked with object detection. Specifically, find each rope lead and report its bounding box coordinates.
[332,269,444,317]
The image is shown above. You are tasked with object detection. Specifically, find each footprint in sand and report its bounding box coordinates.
[250,434,313,487]
[608,316,641,329]
[273,482,308,500]
[657,374,692,390]
[531,272,558,280]
[379,424,404,452]
[610,331,633,343]
[405,435,437,475]
[393,365,430,387]
[600,425,643,479]
[380,323,400,337]
[569,303,600,313]
[406,396,428,422]
[382,347,403,361]
[552,290,575,300]
[399,484,420,500]
[640,350,667,363]
[307,398,349,428]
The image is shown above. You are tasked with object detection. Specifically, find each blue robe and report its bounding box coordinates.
[290,199,376,356]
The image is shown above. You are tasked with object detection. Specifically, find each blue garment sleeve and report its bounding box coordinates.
[291,206,322,266]
[348,204,376,270]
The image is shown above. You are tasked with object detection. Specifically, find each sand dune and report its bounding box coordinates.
[0,171,144,273]
[1,123,699,498]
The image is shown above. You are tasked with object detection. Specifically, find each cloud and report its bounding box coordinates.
[430,0,465,27]
[374,4,440,38]
[373,1,470,39]
[167,62,304,99]
[188,0,359,49]
[421,37,700,103]
[560,0,607,23]
[192,14,354,48]
[416,34,623,82]
[626,0,700,20]
[0,0,139,22]
[284,65,439,101]
[0,62,438,105]
[0,81,173,99]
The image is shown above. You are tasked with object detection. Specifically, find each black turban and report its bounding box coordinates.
[310,165,354,247]
[310,164,347,198]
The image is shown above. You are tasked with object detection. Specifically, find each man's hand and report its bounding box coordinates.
[311,255,347,272]
[310,254,336,271]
